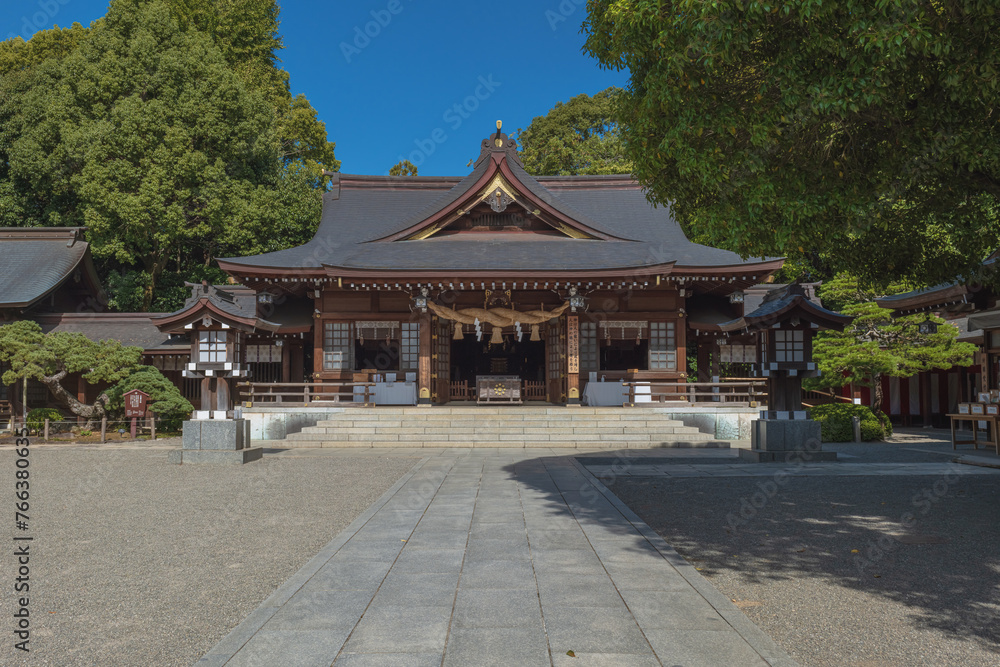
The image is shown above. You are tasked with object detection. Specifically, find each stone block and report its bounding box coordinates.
[750,419,822,452]
[199,419,247,450]
[181,420,202,450]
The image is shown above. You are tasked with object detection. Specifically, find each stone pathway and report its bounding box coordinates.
[198,449,796,666]
[583,461,1000,478]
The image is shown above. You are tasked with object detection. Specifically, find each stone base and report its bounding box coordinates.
[744,418,836,463]
[170,418,260,464]
[751,418,822,451]
[739,448,837,463]
[183,418,251,451]
[168,448,263,464]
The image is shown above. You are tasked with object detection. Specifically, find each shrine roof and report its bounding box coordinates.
[0,227,105,310]
[152,283,281,333]
[218,130,780,278]
[34,313,187,351]
[875,256,997,314]
[714,284,851,333]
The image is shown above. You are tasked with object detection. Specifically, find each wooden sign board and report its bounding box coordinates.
[567,315,580,374]
[124,389,150,418]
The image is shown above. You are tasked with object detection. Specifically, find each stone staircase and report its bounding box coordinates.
[272,406,730,449]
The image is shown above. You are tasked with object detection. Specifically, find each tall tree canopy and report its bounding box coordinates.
[0,0,338,311]
[584,1,1000,287]
[516,87,631,176]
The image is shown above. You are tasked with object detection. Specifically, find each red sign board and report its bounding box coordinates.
[124,389,150,418]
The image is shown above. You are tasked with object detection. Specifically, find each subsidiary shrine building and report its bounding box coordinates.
[184,128,782,408]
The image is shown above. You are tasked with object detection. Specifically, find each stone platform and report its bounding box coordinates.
[739,418,837,463]
[169,418,263,464]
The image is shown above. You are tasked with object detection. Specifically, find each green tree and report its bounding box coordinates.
[1,0,329,310]
[0,321,144,426]
[106,365,194,429]
[515,88,631,176]
[809,275,977,411]
[389,160,418,176]
[166,0,340,184]
[0,23,89,76]
[583,1,1000,286]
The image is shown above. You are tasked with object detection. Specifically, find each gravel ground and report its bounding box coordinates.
[606,472,1000,667]
[0,441,419,666]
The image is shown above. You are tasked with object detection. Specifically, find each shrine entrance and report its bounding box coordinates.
[449,335,547,402]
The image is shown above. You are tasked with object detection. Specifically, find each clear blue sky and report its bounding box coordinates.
[2,0,629,176]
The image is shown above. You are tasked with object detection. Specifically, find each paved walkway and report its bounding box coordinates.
[197,449,797,666]
[584,461,1000,478]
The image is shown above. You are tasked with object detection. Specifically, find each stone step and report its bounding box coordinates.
[301,420,701,430]
[283,431,713,443]
[293,427,706,438]
[311,418,696,428]
[273,439,728,449]
[305,407,705,417]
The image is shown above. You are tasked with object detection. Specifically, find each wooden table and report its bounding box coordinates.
[947,413,1000,451]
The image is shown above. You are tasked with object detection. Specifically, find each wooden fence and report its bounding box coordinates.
[237,379,767,408]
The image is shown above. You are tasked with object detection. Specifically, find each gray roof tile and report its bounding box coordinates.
[219,171,777,273]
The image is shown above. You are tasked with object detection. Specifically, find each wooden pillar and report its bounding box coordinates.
[216,376,230,413]
[200,377,212,412]
[290,342,304,383]
[418,312,432,404]
[566,315,580,404]
[313,318,324,379]
[696,337,711,383]
[281,341,291,383]
[676,316,687,377]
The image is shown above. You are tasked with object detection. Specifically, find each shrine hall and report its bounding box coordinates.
[166,125,784,413]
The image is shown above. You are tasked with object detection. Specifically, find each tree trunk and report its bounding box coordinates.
[870,373,884,414]
[39,372,109,430]
[141,252,169,312]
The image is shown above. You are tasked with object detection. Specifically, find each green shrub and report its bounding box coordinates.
[810,403,890,442]
[26,408,63,435]
[106,366,195,432]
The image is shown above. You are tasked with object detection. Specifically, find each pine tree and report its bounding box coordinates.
[810,275,977,411]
